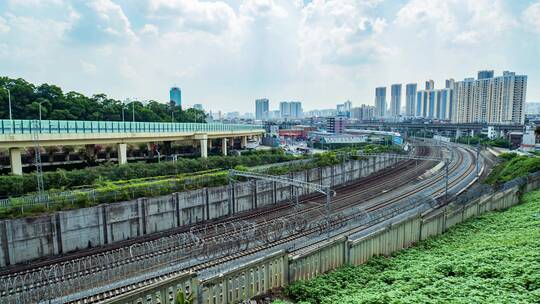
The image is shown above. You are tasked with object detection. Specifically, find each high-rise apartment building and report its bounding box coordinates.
[477,70,494,80]
[326,116,346,134]
[416,86,453,120]
[425,80,434,90]
[453,71,527,124]
[279,101,303,119]
[290,101,302,118]
[375,87,387,118]
[351,104,375,121]
[390,84,402,117]
[255,98,269,120]
[279,101,289,118]
[170,87,181,107]
[405,83,417,116]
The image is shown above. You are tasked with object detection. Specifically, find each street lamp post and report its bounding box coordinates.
[3,86,13,133]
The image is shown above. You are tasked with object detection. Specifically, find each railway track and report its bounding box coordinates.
[68,143,476,304]
[0,143,478,303]
[0,146,429,279]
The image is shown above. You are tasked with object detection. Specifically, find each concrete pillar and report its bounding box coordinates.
[241,136,247,149]
[193,134,208,159]
[200,139,208,158]
[117,143,127,165]
[229,137,235,148]
[9,148,22,175]
[222,138,228,156]
[208,139,213,149]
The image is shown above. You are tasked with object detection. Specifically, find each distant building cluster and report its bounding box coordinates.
[373,70,527,124]
[254,99,303,120]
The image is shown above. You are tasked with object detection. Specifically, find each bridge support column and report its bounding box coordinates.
[200,139,208,158]
[117,143,127,165]
[9,148,22,175]
[222,138,228,156]
[241,136,247,149]
[193,134,208,159]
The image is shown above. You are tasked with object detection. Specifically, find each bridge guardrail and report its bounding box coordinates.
[0,119,264,135]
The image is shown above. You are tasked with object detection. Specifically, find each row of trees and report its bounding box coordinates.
[0,77,206,122]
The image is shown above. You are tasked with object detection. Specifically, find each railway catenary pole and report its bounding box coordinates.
[476,143,481,177]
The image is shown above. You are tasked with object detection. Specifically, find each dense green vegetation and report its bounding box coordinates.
[453,134,511,148]
[279,189,540,304]
[0,76,205,122]
[0,150,297,197]
[485,153,540,185]
[0,146,396,218]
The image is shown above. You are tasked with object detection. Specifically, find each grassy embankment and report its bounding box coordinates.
[485,153,540,185]
[277,189,540,304]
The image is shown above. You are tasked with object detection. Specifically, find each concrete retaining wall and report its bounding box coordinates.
[0,155,398,267]
[104,177,538,304]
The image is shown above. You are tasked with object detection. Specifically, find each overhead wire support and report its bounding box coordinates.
[31,119,45,204]
[229,169,335,237]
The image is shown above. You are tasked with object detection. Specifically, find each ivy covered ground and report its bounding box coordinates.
[277,189,540,304]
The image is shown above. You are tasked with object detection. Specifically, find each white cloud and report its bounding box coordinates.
[395,0,515,45]
[140,24,159,36]
[80,60,97,74]
[88,0,137,42]
[298,0,390,67]
[523,1,540,33]
[239,0,288,19]
[148,0,239,35]
[0,17,10,34]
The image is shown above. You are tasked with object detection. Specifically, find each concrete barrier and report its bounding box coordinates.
[0,156,398,267]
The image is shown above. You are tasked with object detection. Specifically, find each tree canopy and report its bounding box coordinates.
[0,77,206,123]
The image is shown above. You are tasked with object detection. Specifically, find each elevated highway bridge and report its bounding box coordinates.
[0,119,265,174]
[347,121,525,137]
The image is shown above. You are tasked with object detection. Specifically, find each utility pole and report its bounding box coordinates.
[132,102,135,122]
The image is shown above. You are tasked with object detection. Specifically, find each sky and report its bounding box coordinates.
[0,0,539,113]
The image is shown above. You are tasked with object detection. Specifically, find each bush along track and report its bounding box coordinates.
[0,149,298,197]
[485,152,540,185]
[278,189,540,304]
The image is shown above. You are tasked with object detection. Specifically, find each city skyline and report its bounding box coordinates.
[0,1,538,113]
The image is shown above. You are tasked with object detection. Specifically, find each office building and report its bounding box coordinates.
[170,87,181,107]
[375,87,387,118]
[453,71,527,124]
[255,98,269,120]
[405,83,417,116]
[390,84,402,117]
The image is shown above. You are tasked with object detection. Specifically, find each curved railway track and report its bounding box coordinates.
[0,142,480,303]
[79,143,477,304]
